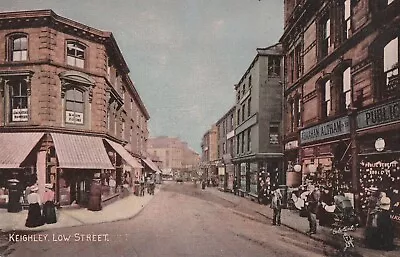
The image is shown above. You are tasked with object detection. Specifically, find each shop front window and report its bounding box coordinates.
[250,163,258,195]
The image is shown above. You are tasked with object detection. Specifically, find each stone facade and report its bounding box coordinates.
[232,43,284,198]
[281,0,400,223]
[0,10,150,207]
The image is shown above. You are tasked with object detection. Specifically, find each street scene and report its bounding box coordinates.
[0,182,357,257]
[0,0,399,256]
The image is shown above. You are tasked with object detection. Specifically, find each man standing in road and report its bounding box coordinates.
[271,188,283,226]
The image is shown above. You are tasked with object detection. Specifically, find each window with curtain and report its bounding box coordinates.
[342,67,352,111]
[322,80,331,118]
[65,88,84,124]
[10,80,29,122]
[343,0,351,40]
[241,132,245,153]
[296,97,302,128]
[269,124,279,145]
[66,41,86,68]
[9,35,28,61]
[383,37,399,98]
[247,98,251,117]
[247,129,251,152]
[269,55,281,77]
[320,17,331,58]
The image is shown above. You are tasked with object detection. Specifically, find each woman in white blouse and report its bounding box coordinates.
[25,185,45,228]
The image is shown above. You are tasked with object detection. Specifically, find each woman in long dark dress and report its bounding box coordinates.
[43,184,57,224]
[25,185,45,228]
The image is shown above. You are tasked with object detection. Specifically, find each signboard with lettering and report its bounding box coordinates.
[66,111,84,124]
[357,100,400,129]
[284,140,298,150]
[12,108,28,122]
[300,116,350,144]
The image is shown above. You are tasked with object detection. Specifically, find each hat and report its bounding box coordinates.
[93,173,101,179]
[45,183,53,189]
[30,185,39,192]
[367,186,378,192]
[380,197,391,210]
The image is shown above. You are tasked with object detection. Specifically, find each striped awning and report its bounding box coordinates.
[142,157,161,173]
[104,139,143,169]
[51,133,114,169]
[0,132,44,168]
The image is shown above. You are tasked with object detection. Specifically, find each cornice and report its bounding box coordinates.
[0,9,129,75]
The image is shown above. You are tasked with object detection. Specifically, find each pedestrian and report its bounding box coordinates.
[376,196,395,250]
[42,183,57,224]
[233,178,237,195]
[25,185,45,228]
[271,188,283,225]
[109,176,116,194]
[306,185,320,234]
[366,187,379,226]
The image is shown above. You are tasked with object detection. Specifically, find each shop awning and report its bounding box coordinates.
[51,133,114,169]
[0,132,44,168]
[142,157,161,173]
[104,139,143,169]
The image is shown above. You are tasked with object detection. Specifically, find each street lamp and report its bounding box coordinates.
[308,164,317,174]
[293,164,302,172]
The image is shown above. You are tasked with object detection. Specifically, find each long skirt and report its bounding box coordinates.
[25,203,45,228]
[43,201,57,224]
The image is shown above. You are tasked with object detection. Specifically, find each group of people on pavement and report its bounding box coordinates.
[25,183,57,228]
[365,188,395,251]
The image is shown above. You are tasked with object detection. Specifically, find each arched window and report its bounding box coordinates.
[8,34,28,61]
[66,41,86,68]
[65,88,84,124]
[322,80,331,118]
[383,37,399,98]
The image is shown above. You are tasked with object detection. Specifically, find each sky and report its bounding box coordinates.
[0,0,284,153]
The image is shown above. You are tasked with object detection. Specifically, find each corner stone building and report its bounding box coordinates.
[0,10,149,208]
[282,0,400,225]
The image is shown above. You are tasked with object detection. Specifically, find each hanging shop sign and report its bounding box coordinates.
[300,116,350,144]
[357,100,400,129]
[375,138,385,152]
[284,140,298,150]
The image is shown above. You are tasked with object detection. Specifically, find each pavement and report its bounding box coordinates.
[206,186,400,257]
[0,187,160,252]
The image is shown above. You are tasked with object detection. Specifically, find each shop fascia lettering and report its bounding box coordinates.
[357,100,400,129]
[300,117,350,144]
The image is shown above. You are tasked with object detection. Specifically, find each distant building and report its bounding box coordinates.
[232,43,284,198]
[200,125,218,184]
[148,136,200,179]
[216,106,235,191]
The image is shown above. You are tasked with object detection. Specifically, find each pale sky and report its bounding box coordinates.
[0,0,284,153]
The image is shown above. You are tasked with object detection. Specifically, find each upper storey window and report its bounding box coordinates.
[320,17,331,59]
[268,56,281,77]
[8,34,28,61]
[343,0,351,40]
[65,88,84,124]
[10,79,29,122]
[383,37,399,98]
[66,41,86,68]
